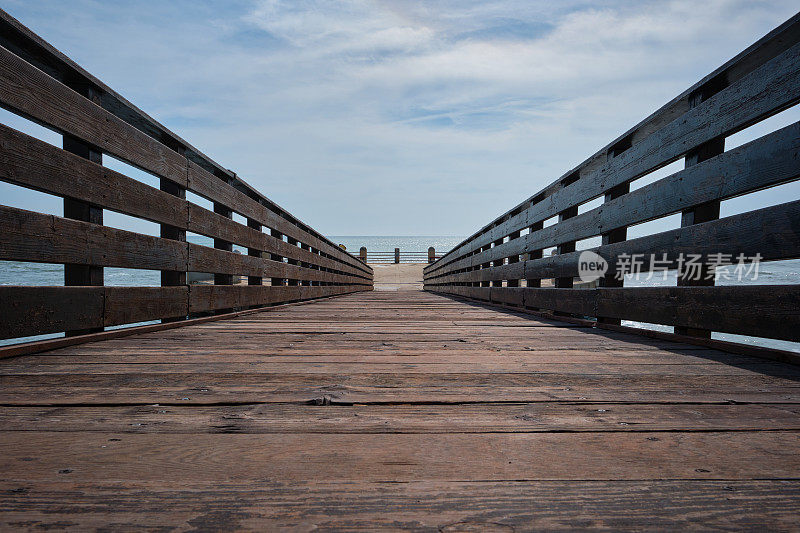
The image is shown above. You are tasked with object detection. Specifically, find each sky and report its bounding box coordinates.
[1,0,799,238]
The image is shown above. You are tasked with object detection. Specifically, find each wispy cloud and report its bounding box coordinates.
[2,0,798,235]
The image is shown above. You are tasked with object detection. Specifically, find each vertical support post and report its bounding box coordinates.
[525,221,544,290]
[63,87,103,336]
[675,87,725,338]
[247,218,262,286]
[360,247,367,263]
[597,183,630,325]
[554,206,578,289]
[300,243,312,286]
[270,229,286,287]
[428,247,435,264]
[286,237,299,286]
[160,177,186,322]
[480,244,492,288]
[506,231,521,287]
[395,248,400,264]
[213,183,234,313]
[491,238,503,287]
[675,139,724,337]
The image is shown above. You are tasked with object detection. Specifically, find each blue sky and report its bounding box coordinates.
[1,0,799,237]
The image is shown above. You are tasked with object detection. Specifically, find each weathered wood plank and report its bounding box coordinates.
[428,285,800,342]
[0,205,187,271]
[0,286,103,339]
[1,479,799,531]
[1,431,798,481]
[1,372,798,405]
[2,403,798,433]
[103,287,188,326]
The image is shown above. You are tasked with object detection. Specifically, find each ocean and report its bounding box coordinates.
[1,237,798,353]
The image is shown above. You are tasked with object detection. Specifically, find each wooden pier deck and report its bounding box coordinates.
[2,288,800,530]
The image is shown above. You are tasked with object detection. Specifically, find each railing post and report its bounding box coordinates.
[525,221,544,291]
[597,182,630,325]
[428,247,435,264]
[247,218,262,286]
[360,247,367,263]
[160,174,187,322]
[675,87,725,338]
[506,231,521,287]
[554,206,578,289]
[480,244,492,288]
[269,229,286,287]
[395,248,400,264]
[63,86,103,336]
[286,237,299,286]
[213,176,235,313]
[491,238,504,287]
[300,243,312,286]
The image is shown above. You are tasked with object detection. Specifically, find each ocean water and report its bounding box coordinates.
[1,240,798,353]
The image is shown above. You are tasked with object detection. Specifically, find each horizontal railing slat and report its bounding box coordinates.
[104,287,188,327]
[427,285,800,342]
[185,205,370,280]
[0,204,370,284]
[0,284,372,340]
[0,205,188,271]
[187,244,370,284]
[0,124,187,227]
[0,286,104,339]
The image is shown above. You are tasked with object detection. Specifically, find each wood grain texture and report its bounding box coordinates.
[0,205,188,271]
[1,480,798,531]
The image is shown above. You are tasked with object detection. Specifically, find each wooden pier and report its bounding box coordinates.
[1,7,800,531]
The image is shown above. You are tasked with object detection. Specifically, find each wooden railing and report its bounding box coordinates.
[359,247,441,263]
[424,12,800,351]
[0,9,372,348]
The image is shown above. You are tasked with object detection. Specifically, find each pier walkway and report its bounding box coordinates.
[2,288,800,529]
